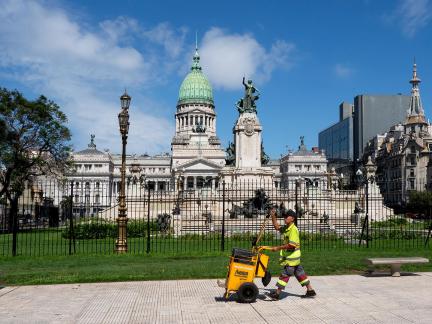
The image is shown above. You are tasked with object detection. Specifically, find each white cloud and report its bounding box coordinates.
[334,63,354,78]
[99,16,140,43]
[0,0,179,154]
[199,28,296,90]
[141,23,188,59]
[387,0,432,37]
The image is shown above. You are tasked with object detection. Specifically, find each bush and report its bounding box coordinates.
[229,232,275,242]
[62,218,159,239]
[371,216,408,228]
[368,228,423,240]
[61,218,115,239]
[300,232,340,242]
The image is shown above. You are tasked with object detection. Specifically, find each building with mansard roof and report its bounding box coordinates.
[280,137,333,190]
[372,63,432,205]
[68,134,172,216]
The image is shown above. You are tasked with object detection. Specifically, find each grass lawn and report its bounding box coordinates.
[1,246,431,286]
[1,228,430,256]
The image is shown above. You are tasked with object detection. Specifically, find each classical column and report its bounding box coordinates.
[193,177,197,190]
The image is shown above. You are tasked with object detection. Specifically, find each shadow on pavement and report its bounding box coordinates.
[361,272,421,278]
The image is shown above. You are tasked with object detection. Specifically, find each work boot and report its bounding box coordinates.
[268,291,280,300]
[302,289,316,298]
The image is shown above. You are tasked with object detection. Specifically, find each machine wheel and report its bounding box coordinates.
[237,282,259,303]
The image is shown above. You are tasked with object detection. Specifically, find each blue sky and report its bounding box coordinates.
[1,0,432,158]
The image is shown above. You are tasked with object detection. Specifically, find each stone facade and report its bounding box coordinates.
[65,49,335,215]
[280,137,334,190]
[171,47,226,190]
[370,63,432,204]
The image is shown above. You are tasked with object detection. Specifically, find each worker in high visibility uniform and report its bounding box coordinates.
[268,208,316,300]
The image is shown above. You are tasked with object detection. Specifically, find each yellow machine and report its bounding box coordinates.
[218,214,273,303]
[220,246,271,302]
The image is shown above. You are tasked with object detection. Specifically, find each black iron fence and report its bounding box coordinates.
[1,178,431,256]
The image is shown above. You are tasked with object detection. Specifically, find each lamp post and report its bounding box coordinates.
[356,168,370,248]
[115,90,131,253]
[172,170,183,217]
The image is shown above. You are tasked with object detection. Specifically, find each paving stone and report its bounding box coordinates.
[0,273,431,323]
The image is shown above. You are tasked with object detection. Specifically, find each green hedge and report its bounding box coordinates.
[62,218,159,239]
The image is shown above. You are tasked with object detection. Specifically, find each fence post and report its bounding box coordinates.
[221,181,226,252]
[294,180,299,226]
[425,217,432,247]
[366,179,369,248]
[11,197,18,257]
[69,181,76,255]
[146,186,151,254]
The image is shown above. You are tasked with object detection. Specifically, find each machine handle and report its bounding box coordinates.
[258,246,272,251]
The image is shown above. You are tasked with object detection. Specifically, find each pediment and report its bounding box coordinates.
[177,158,223,171]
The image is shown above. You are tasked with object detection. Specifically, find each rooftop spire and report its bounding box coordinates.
[407,60,425,120]
[410,58,421,87]
[191,35,202,71]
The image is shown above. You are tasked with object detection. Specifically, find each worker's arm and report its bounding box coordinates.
[270,243,298,252]
[270,208,280,231]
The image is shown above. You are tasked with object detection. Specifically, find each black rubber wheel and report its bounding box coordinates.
[237,282,259,303]
[262,270,271,287]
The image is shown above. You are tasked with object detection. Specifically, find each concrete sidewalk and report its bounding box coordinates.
[0,272,431,323]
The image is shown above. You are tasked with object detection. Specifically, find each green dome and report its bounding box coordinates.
[178,50,214,105]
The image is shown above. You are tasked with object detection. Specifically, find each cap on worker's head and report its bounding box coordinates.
[283,209,297,218]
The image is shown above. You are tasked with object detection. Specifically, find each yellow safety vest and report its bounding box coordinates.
[279,223,301,266]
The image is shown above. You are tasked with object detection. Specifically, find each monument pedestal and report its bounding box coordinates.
[220,166,274,188]
[221,110,274,187]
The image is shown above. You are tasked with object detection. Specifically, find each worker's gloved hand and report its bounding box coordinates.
[260,246,278,252]
[258,246,272,251]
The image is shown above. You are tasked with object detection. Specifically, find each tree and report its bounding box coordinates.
[407,191,432,218]
[0,88,72,233]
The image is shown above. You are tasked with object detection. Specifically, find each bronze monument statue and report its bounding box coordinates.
[225,141,236,166]
[236,77,260,114]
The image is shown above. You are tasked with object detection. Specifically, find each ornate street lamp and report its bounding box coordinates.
[355,162,376,248]
[115,90,131,253]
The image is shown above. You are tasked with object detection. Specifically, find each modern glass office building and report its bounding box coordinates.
[319,102,353,161]
[319,95,410,163]
[353,94,410,162]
